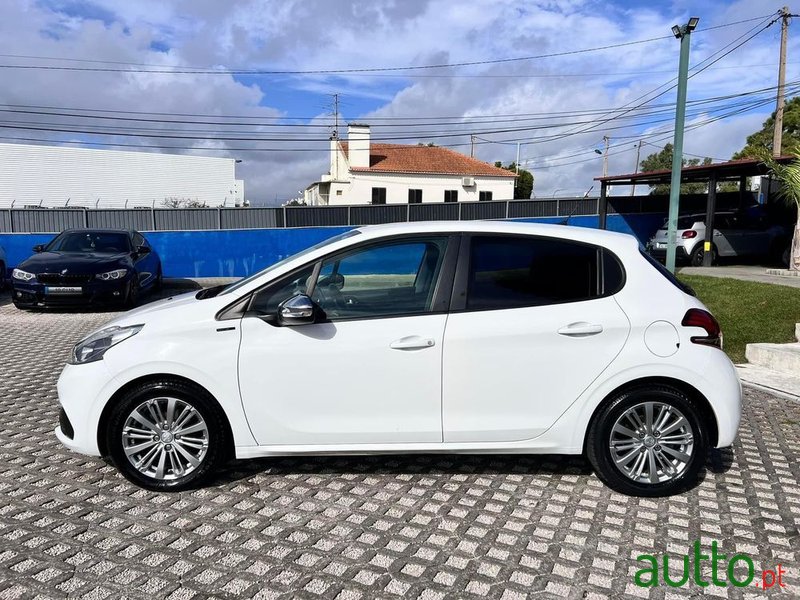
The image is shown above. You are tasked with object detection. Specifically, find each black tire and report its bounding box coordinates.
[153,265,163,292]
[124,277,140,308]
[689,243,715,266]
[106,379,229,492]
[585,385,708,497]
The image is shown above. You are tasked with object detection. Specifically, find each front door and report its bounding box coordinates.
[443,234,630,443]
[238,235,454,446]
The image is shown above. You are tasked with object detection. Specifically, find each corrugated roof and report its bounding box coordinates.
[339,142,516,177]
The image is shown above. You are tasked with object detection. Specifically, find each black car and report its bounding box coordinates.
[11,229,162,309]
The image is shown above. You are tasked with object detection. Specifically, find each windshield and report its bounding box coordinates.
[47,231,131,254]
[218,229,361,296]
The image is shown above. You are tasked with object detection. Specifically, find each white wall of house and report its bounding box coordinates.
[0,143,240,208]
[325,172,515,205]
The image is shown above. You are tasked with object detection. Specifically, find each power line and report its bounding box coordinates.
[0,14,776,76]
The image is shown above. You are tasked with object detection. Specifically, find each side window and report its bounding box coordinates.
[444,190,458,203]
[408,189,422,204]
[314,238,448,320]
[479,191,493,202]
[466,236,600,310]
[249,264,316,317]
[133,233,148,249]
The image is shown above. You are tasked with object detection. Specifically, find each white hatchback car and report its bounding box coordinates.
[56,221,741,496]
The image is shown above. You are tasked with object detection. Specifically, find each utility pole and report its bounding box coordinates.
[773,6,790,157]
[602,135,610,178]
[470,134,476,158]
[332,93,340,139]
[515,143,521,174]
[630,140,642,197]
[666,17,699,274]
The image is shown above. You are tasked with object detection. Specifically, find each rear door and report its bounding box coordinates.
[442,234,630,443]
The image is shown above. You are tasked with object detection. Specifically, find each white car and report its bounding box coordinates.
[55,221,741,497]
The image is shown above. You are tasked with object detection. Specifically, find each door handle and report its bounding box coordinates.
[390,336,435,350]
[557,322,603,337]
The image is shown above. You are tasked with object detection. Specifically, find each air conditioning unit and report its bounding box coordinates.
[461,177,475,187]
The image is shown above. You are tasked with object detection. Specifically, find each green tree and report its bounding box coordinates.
[639,144,711,195]
[494,161,534,199]
[759,146,800,270]
[733,97,800,158]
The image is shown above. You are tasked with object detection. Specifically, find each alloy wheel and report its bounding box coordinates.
[121,397,209,481]
[608,401,694,484]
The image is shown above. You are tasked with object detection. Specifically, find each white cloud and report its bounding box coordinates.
[0,0,791,203]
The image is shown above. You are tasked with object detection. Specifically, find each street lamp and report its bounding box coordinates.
[665,16,699,274]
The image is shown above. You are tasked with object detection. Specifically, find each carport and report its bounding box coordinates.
[595,156,794,266]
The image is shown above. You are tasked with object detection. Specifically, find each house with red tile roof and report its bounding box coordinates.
[304,124,516,206]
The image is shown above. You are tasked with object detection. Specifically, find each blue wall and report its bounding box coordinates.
[0,214,664,278]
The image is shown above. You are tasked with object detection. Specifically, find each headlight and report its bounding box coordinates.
[96,269,128,281]
[69,324,143,365]
[12,269,36,282]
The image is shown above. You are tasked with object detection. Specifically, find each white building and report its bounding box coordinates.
[305,125,516,206]
[0,143,244,208]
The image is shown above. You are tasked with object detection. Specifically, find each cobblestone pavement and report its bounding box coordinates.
[0,287,798,599]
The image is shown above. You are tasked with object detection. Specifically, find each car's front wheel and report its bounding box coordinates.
[106,380,228,491]
[586,385,708,497]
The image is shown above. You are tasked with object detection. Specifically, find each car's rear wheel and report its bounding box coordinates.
[586,385,708,497]
[106,380,228,491]
[690,243,715,266]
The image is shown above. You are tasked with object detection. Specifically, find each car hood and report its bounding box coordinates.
[116,290,201,323]
[18,251,131,273]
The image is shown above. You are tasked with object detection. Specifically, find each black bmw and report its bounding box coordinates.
[11,229,162,309]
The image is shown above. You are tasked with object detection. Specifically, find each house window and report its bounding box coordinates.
[444,190,458,203]
[479,191,493,202]
[408,189,423,204]
[371,187,387,205]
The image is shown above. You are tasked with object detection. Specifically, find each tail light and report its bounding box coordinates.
[681,230,698,239]
[681,308,722,349]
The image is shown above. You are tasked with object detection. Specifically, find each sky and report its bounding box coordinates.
[0,0,796,205]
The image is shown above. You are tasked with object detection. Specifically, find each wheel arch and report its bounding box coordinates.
[581,376,719,452]
[96,373,236,459]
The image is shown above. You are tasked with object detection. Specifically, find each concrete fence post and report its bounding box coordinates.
[283,205,288,228]
[505,200,510,219]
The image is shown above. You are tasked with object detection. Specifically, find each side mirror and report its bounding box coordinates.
[277,294,317,326]
[33,244,44,253]
[136,245,151,255]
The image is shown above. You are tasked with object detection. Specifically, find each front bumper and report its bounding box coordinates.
[55,360,118,456]
[12,278,130,308]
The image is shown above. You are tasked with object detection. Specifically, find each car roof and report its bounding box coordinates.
[60,228,135,235]
[354,220,637,247]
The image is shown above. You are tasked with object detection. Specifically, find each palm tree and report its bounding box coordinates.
[760,149,800,271]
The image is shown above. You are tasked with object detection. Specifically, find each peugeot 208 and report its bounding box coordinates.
[55,221,741,496]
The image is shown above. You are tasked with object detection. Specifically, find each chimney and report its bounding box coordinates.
[347,124,370,168]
